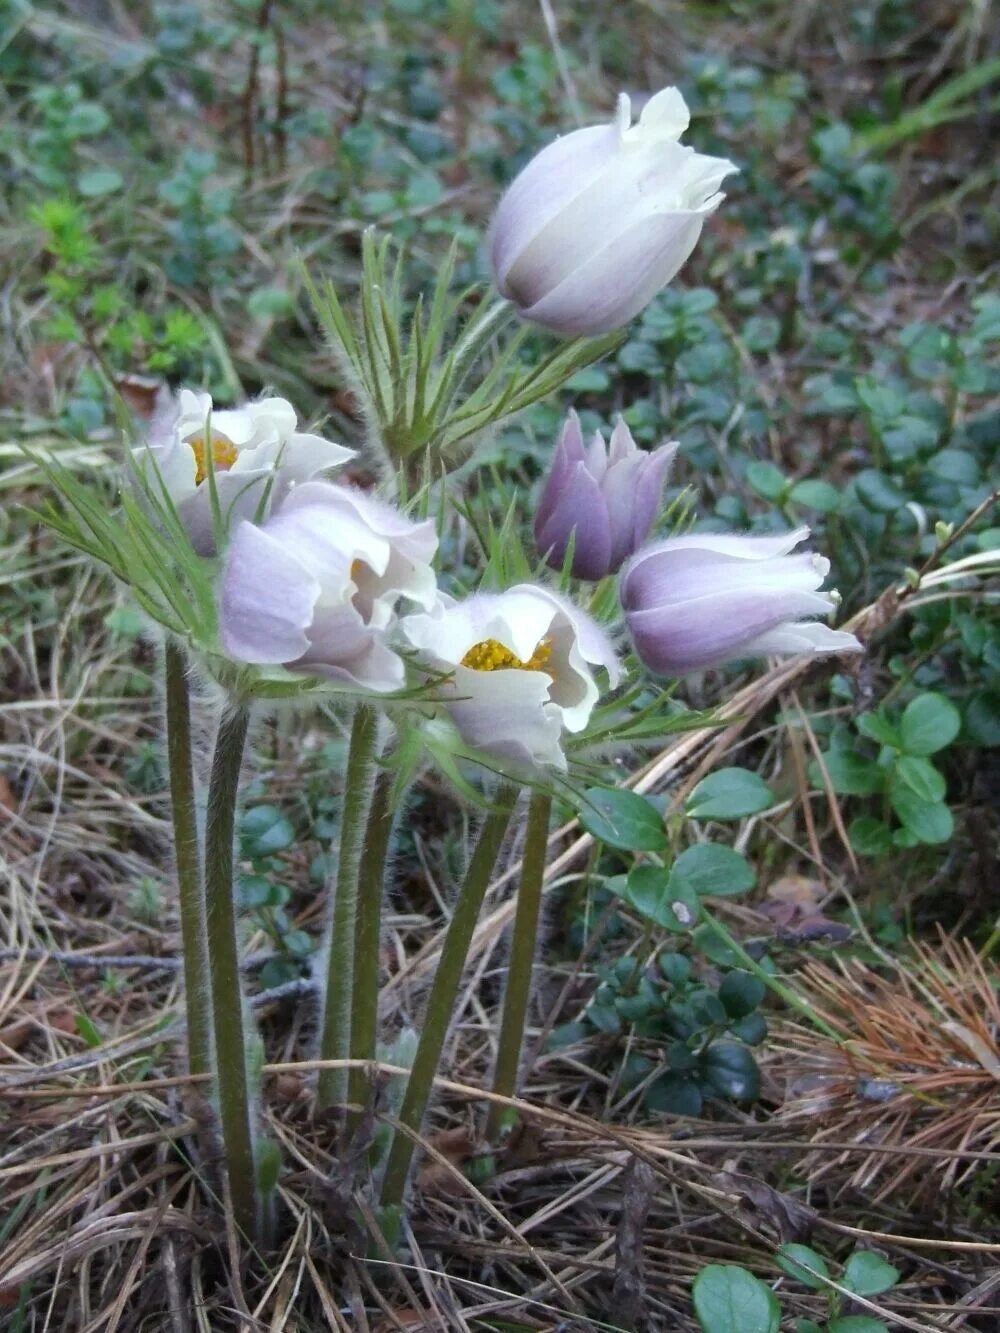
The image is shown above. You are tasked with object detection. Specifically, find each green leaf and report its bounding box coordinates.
[623,866,701,932]
[789,479,841,512]
[849,816,893,857]
[899,692,961,755]
[579,788,668,852]
[671,844,756,898]
[75,1013,103,1048]
[646,1072,704,1116]
[747,460,788,500]
[855,712,902,748]
[855,469,906,514]
[842,1251,900,1297]
[65,101,111,137]
[692,1264,780,1333]
[77,167,124,197]
[240,804,296,858]
[686,768,776,821]
[718,971,766,1018]
[810,751,883,796]
[775,1243,830,1290]
[888,785,954,844]
[702,1042,761,1101]
[893,755,946,803]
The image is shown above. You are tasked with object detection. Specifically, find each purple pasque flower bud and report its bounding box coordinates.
[535,412,677,580]
[620,527,863,676]
[490,87,738,336]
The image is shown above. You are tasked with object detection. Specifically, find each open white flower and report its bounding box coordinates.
[219,481,438,692]
[135,389,354,553]
[401,585,621,770]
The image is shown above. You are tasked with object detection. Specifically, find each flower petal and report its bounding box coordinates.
[220,521,320,663]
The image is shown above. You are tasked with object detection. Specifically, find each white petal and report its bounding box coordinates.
[741,622,863,658]
[632,86,690,141]
[220,521,320,663]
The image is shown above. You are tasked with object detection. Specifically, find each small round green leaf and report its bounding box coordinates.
[702,1042,761,1101]
[686,768,776,821]
[625,866,700,931]
[810,751,883,796]
[77,167,124,197]
[849,816,893,857]
[646,1071,704,1116]
[827,1319,890,1333]
[240,804,296,858]
[718,970,765,1018]
[899,692,961,755]
[842,1250,900,1297]
[692,1264,780,1333]
[580,788,667,851]
[776,1243,830,1290]
[893,755,946,803]
[671,844,756,898]
[888,785,954,844]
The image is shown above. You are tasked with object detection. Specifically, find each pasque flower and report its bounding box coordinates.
[535,411,676,579]
[135,389,354,553]
[621,528,863,676]
[219,481,438,692]
[490,87,737,336]
[401,585,620,770]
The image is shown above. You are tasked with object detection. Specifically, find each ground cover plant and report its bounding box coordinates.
[1,2,998,1329]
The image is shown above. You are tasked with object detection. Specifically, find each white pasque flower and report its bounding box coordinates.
[219,481,438,692]
[401,584,621,770]
[490,86,738,336]
[134,389,354,553]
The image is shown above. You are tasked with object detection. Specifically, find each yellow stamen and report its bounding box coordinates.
[191,434,239,486]
[461,637,552,673]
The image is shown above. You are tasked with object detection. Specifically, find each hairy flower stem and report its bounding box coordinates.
[204,702,258,1241]
[317,704,380,1113]
[163,639,211,1079]
[347,765,396,1123]
[696,906,843,1043]
[485,791,551,1142]
[380,785,517,1207]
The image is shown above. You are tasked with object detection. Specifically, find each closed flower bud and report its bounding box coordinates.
[133,389,354,553]
[219,481,438,692]
[535,411,676,580]
[401,585,620,771]
[490,87,737,336]
[621,528,863,676]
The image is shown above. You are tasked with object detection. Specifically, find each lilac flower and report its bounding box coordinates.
[219,481,437,692]
[535,412,676,580]
[490,87,737,336]
[620,528,863,676]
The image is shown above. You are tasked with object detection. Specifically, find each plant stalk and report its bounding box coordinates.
[485,790,551,1141]
[204,701,259,1240]
[317,704,380,1112]
[380,784,517,1207]
[347,765,396,1118]
[163,639,212,1078]
[696,905,843,1043]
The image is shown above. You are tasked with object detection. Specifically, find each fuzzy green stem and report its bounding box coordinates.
[485,790,551,1141]
[163,639,212,1079]
[317,704,380,1112]
[204,702,258,1240]
[347,765,396,1119]
[380,785,517,1207]
[696,905,843,1043]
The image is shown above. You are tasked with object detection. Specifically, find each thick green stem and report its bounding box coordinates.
[696,905,843,1043]
[317,704,380,1112]
[163,639,212,1079]
[347,765,396,1118]
[204,702,258,1240]
[485,791,551,1141]
[380,785,517,1207]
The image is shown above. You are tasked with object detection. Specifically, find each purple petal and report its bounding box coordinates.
[536,461,613,579]
[220,521,320,664]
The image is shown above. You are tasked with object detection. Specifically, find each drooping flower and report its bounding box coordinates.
[620,528,863,676]
[134,389,354,553]
[401,585,620,770]
[490,87,737,336]
[535,411,676,579]
[219,481,438,692]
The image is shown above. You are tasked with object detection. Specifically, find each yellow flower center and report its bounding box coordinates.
[190,433,239,486]
[460,637,552,673]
